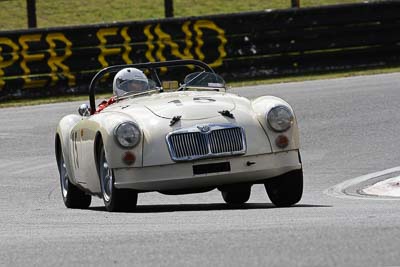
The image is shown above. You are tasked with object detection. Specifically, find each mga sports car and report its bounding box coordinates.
[55,60,303,212]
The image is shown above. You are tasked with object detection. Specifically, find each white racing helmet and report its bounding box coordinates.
[113,68,149,97]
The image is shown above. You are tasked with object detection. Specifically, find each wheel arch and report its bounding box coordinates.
[55,134,62,171]
[94,131,104,176]
[55,114,81,183]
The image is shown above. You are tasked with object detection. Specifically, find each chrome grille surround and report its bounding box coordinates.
[166,124,246,161]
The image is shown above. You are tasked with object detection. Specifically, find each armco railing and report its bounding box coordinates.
[1,1,400,100]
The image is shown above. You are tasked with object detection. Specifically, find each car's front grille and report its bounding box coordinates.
[166,124,246,161]
[209,128,244,154]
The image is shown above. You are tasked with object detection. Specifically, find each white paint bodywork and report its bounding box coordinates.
[56,90,302,195]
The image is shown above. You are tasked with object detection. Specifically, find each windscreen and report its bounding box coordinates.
[183,72,226,90]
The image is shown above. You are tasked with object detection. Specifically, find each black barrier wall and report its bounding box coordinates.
[1,1,400,99]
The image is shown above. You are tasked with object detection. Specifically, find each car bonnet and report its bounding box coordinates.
[141,91,236,120]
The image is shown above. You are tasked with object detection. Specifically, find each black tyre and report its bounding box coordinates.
[221,185,251,205]
[264,169,303,207]
[98,145,138,212]
[58,150,91,209]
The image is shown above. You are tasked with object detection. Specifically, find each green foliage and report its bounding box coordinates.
[0,0,364,30]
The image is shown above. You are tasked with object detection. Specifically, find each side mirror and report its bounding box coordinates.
[78,104,91,117]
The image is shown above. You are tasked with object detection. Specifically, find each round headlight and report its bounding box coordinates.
[114,122,141,148]
[267,106,294,132]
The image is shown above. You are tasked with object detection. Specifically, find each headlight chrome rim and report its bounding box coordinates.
[114,122,141,148]
[267,106,294,132]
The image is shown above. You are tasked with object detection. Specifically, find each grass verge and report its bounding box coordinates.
[0,0,364,30]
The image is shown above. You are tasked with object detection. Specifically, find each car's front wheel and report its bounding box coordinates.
[98,145,137,212]
[58,150,91,209]
[264,169,303,207]
[221,185,251,205]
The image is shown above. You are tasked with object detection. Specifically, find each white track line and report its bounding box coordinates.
[323,166,400,200]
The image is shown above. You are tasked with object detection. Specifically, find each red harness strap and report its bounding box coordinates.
[95,96,116,113]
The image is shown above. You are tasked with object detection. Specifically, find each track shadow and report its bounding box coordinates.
[87,203,331,213]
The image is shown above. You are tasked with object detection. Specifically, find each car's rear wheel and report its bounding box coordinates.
[264,169,303,207]
[221,185,251,205]
[99,145,137,212]
[58,150,91,209]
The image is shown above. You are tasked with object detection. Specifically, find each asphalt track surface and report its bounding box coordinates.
[1,73,400,266]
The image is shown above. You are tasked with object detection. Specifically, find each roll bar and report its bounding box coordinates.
[89,60,214,114]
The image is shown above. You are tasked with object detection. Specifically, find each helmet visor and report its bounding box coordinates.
[116,79,149,96]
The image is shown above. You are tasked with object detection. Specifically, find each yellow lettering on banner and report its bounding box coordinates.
[144,25,156,62]
[19,34,47,88]
[46,33,76,87]
[153,24,168,73]
[120,27,132,64]
[143,25,169,73]
[193,20,227,67]
[97,28,121,68]
[143,20,227,70]
[182,21,194,60]
[0,37,19,91]
[154,23,193,60]
[154,23,194,71]
[153,25,167,63]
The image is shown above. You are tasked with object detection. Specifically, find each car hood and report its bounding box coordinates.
[140,91,236,120]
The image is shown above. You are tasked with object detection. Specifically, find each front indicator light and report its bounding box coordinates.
[123,151,136,165]
[276,135,289,149]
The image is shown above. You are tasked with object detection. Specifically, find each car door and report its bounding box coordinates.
[70,118,86,184]
[71,116,101,192]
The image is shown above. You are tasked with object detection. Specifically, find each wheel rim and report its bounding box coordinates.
[100,152,113,202]
[59,155,69,198]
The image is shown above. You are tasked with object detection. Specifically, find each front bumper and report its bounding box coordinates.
[114,150,302,191]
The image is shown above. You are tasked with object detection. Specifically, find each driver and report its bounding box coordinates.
[96,68,149,113]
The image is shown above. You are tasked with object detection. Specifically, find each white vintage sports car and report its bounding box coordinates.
[55,60,303,212]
